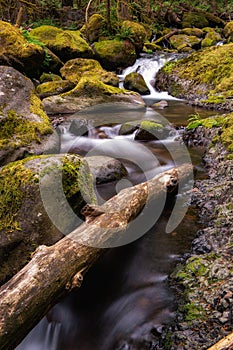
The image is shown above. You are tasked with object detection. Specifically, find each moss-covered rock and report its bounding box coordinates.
[223,21,233,42]
[121,20,147,53]
[93,39,137,71]
[180,28,204,38]
[155,43,233,110]
[60,58,119,87]
[30,25,94,62]
[0,66,55,166]
[143,42,162,52]
[0,154,96,285]
[169,34,201,51]
[39,72,62,83]
[123,72,150,95]
[135,120,169,140]
[186,112,233,153]
[182,12,209,28]
[43,77,144,114]
[85,14,107,43]
[0,20,45,77]
[201,30,222,47]
[119,119,170,140]
[36,80,75,98]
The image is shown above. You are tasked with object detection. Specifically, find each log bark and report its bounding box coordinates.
[207,332,233,350]
[0,164,192,350]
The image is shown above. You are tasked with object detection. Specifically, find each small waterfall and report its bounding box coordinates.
[119,53,180,100]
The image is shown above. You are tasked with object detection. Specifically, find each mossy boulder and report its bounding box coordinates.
[0,154,96,285]
[135,120,169,140]
[0,20,45,77]
[119,120,170,140]
[169,34,201,51]
[0,66,55,166]
[42,77,145,114]
[60,58,119,87]
[121,20,147,53]
[39,72,62,83]
[180,28,204,38]
[182,12,209,28]
[93,39,137,71]
[85,14,107,43]
[201,30,222,47]
[223,21,233,42]
[154,43,233,110]
[143,42,162,52]
[123,72,150,95]
[30,25,94,62]
[36,80,75,99]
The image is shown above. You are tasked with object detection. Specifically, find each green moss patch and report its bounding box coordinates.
[62,77,129,98]
[187,112,233,153]
[160,43,233,103]
[0,108,52,150]
[0,159,36,232]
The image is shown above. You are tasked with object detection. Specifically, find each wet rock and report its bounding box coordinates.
[0,66,56,166]
[123,72,150,95]
[151,100,168,108]
[0,154,96,286]
[86,156,128,184]
[164,124,233,349]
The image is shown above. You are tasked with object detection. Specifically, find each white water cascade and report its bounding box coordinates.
[119,53,180,100]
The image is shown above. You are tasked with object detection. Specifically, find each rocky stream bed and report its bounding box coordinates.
[160,127,233,350]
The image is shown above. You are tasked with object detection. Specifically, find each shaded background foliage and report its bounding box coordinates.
[0,0,233,31]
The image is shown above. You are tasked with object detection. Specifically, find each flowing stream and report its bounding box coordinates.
[16,53,219,350]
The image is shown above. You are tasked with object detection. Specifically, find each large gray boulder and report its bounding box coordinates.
[0,154,96,285]
[0,66,56,166]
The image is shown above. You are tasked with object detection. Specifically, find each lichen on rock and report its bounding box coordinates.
[30,25,94,62]
[0,154,96,285]
[93,39,137,71]
[0,20,45,77]
[155,43,233,110]
[60,58,119,87]
[0,66,55,166]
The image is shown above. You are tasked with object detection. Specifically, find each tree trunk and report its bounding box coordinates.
[0,164,192,350]
[62,0,73,7]
[106,0,111,31]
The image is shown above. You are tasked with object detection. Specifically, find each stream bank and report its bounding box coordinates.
[161,126,233,349]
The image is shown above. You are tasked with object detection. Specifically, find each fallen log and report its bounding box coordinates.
[207,332,233,350]
[0,164,192,350]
